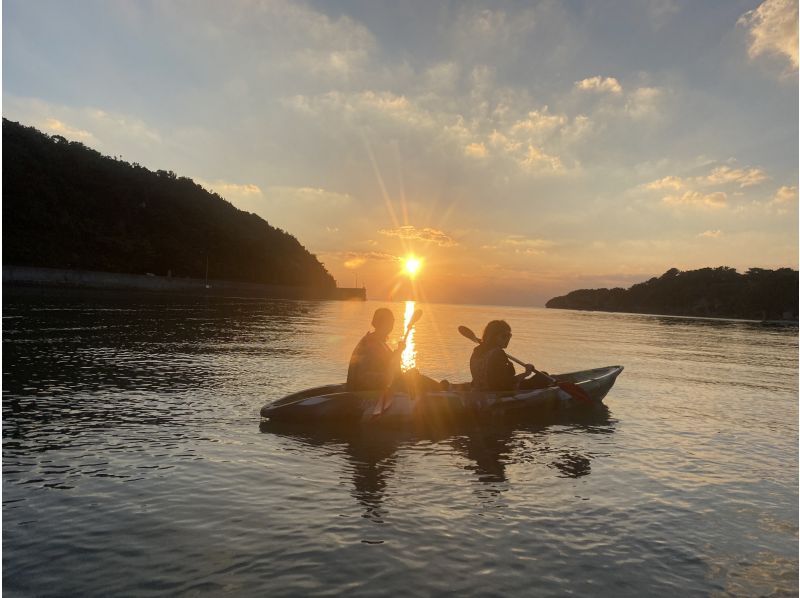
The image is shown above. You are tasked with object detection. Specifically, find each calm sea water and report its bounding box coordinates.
[3,291,798,597]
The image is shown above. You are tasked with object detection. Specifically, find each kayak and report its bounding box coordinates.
[260,365,623,425]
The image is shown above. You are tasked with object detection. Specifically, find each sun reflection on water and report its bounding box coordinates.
[401,300,417,371]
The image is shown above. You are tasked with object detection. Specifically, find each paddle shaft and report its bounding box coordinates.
[503,353,557,383]
[402,309,422,342]
[372,309,423,419]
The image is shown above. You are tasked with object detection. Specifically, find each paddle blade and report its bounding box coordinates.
[557,381,592,404]
[458,325,480,344]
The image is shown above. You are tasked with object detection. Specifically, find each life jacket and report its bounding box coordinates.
[346,332,396,391]
[470,344,515,391]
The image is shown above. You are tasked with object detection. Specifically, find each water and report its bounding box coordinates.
[3,291,797,596]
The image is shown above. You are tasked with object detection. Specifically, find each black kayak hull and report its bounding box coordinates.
[260,365,623,426]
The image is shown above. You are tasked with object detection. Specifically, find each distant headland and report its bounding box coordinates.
[546,267,798,321]
[2,119,363,301]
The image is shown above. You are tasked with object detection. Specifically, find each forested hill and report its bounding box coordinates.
[2,119,335,288]
[546,267,798,321]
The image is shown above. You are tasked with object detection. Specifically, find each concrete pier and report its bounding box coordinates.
[3,266,366,301]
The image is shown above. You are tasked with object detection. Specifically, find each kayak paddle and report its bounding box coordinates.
[457,325,592,404]
[404,309,423,341]
[372,309,423,418]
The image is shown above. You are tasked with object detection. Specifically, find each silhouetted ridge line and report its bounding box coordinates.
[2,118,335,288]
[545,267,798,321]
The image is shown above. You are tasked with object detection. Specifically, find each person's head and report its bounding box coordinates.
[371,308,395,338]
[482,320,512,348]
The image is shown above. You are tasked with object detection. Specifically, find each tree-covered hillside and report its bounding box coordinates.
[2,119,335,288]
[546,267,798,321]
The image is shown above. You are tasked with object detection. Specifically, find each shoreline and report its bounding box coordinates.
[545,305,798,325]
[2,265,366,301]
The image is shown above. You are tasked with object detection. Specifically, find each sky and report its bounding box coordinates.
[3,0,798,306]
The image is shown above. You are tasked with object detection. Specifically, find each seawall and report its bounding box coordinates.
[3,266,366,301]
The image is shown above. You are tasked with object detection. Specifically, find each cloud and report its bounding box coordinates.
[266,186,353,206]
[769,185,798,212]
[198,179,262,198]
[464,142,488,158]
[195,0,376,82]
[491,236,555,255]
[4,96,164,160]
[452,6,536,48]
[519,145,565,173]
[378,225,457,247]
[643,175,684,190]
[642,164,768,201]
[41,118,96,142]
[90,109,162,144]
[738,0,798,71]
[663,190,727,208]
[285,90,436,131]
[344,257,366,269]
[510,108,568,136]
[287,82,583,177]
[575,76,623,94]
[336,251,400,269]
[572,77,667,124]
[424,62,461,91]
[624,86,663,119]
[705,166,767,187]
[699,229,723,238]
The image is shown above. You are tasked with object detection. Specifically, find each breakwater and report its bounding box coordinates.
[3,266,366,301]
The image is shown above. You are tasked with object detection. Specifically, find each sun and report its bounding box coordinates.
[404,256,422,278]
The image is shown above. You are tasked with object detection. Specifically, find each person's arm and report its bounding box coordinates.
[513,363,535,387]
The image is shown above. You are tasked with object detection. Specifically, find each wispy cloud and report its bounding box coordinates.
[705,166,768,187]
[503,237,553,246]
[378,225,457,247]
[641,163,768,208]
[624,86,664,119]
[519,145,565,173]
[41,118,95,142]
[643,175,685,190]
[333,251,399,269]
[266,186,353,206]
[196,179,263,201]
[738,0,798,72]
[699,229,723,238]
[4,96,163,157]
[90,109,162,144]
[663,190,727,208]
[492,236,555,255]
[770,185,798,213]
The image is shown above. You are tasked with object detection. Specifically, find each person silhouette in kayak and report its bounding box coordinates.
[346,308,404,392]
[347,308,446,394]
[470,320,550,391]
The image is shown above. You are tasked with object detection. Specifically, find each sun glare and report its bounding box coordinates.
[404,256,422,278]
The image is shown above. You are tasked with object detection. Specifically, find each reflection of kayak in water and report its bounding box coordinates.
[260,365,623,425]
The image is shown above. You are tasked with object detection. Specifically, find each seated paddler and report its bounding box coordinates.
[470,320,551,391]
[347,307,446,395]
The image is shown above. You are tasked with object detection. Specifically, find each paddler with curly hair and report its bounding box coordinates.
[470,320,550,391]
